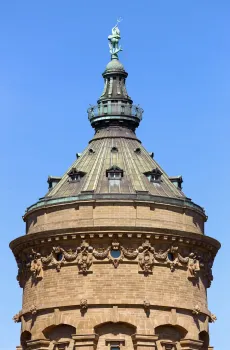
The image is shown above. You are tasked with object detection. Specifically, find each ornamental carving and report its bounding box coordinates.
[187,253,200,280]
[13,310,22,323]
[76,241,93,274]
[16,253,30,288]
[138,241,155,274]
[80,299,88,315]
[30,304,37,315]
[108,241,123,268]
[14,239,215,288]
[30,250,44,281]
[200,251,214,288]
[41,246,78,272]
[210,313,217,323]
[143,300,150,312]
[166,246,189,272]
[192,305,201,315]
[93,241,138,268]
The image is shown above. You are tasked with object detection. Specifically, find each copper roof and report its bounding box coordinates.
[46,126,185,200]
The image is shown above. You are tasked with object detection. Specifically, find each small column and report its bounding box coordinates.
[72,334,98,350]
[26,339,50,350]
[132,334,158,350]
[180,339,203,350]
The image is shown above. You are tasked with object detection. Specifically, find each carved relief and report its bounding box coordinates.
[200,252,214,287]
[13,310,22,323]
[108,241,123,268]
[30,304,37,315]
[210,313,217,323]
[187,253,200,280]
[80,299,88,315]
[138,240,155,274]
[14,239,215,288]
[16,260,29,288]
[192,305,201,315]
[143,300,150,313]
[30,250,44,281]
[93,241,138,268]
[41,246,78,272]
[76,241,93,274]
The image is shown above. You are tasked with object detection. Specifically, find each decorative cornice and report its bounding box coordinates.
[10,227,220,256]
[23,194,207,219]
[14,238,215,289]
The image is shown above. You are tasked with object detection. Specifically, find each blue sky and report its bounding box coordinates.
[1,1,229,349]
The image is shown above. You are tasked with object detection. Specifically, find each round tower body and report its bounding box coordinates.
[10,26,220,350]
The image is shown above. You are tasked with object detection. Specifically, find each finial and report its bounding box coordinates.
[108,18,123,60]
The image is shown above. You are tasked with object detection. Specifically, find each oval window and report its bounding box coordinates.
[168,252,174,261]
[110,250,121,259]
[56,253,63,261]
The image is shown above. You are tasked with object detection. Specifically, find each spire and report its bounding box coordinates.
[87,22,143,131]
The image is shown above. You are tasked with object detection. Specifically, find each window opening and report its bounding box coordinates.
[68,168,86,182]
[106,165,123,179]
[110,250,121,258]
[144,168,162,183]
[168,253,174,262]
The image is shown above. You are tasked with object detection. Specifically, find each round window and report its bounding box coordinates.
[110,250,121,259]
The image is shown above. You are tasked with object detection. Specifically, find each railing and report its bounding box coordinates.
[87,103,143,122]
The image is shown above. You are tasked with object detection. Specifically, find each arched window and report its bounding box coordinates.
[155,324,187,350]
[43,324,76,349]
[20,331,31,350]
[199,331,209,349]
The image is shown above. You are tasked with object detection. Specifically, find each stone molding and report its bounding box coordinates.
[26,339,50,349]
[180,339,204,349]
[10,228,220,257]
[72,333,99,350]
[132,334,158,349]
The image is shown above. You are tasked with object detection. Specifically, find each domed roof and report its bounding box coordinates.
[43,126,187,202]
[105,59,125,72]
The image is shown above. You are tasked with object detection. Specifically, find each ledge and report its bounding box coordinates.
[24,193,206,219]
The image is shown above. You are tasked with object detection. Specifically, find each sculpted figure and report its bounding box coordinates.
[108,18,123,58]
[138,241,155,274]
[30,251,43,280]
[76,241,93,274]
[187,252,200,279]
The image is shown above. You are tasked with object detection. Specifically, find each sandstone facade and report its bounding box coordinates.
[10,30,220,350]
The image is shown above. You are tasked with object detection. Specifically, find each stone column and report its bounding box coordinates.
[180,340,204,350]
[26,339,51,350]
[72,334,98,350]
[132,334,158,350]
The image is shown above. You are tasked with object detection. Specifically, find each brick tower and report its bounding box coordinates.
[11,24,220,350]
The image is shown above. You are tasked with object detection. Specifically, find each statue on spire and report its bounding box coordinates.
[108,18,123,59]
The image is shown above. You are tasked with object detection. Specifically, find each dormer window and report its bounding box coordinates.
[144,168,162,183]
[169,176,183,190]
[111,147,118,153]
[149,152,154,159]
[89,148,95,154]
[68,168,85,182]
[134,147,141,154]
[47,176,61,191]
[106,165,123,180]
